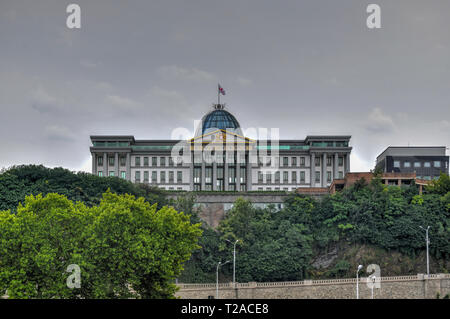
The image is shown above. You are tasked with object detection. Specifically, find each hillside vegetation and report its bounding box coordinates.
[1,165,449,285]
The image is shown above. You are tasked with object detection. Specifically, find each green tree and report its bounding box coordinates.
[0,191,202,299]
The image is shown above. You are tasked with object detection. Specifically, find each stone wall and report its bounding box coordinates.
[175,274,450,299]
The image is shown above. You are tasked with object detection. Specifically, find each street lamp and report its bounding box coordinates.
[216,260,231,299]
[370,275,376,299]
[226,239,239,287]
[419,226,431,276]
[356,265,363,299]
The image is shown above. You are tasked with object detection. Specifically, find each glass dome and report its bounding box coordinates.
[195,105,243,136]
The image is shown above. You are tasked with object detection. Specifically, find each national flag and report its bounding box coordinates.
[218,84,226,95]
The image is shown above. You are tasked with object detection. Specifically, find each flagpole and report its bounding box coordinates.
[218,84,220,105]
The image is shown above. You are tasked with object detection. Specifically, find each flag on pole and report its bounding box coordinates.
[218,84,226,95]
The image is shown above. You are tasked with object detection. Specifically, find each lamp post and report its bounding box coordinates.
[370,275,376,299]
[216,260,230,299]
[419,226,431,276]
[356,265,363,299]
[226,239,239,287]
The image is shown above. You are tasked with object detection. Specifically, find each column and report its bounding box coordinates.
[345,153,350,175]
[126,153,131,181]
[310,153,315,186]
[236,162,241,191]
[201,161,205,190]
[334,153,339,179]
[114,153,119,178]
[246,159,252,191]
[224,162,229,191]
[103,153,108,177]
[91,153,96,175]
[212,162,217,191]
[189,152,194,190]
[322,153,327,187]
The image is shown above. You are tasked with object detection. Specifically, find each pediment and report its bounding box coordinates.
[190,129,255,144]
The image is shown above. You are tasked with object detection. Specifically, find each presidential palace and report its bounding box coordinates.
[90,104,352,191]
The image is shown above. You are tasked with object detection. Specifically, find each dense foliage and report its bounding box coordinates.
[0,191,202,298]
[0,165,168,211]
[1,165,449,288]
[180,173,450,282]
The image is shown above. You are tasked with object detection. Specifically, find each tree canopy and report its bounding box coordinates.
[0,191,202,298]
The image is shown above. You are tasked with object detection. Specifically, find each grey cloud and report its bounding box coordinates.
[0,0,449,173]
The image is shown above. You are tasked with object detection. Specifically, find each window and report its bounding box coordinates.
[315,171,320,182]
[109,157,115,166]
[135,157,140,167]
[144,157,149,166]
[193,168,201,184]
[300,157,305,166]
[275,171,280,183]
[404,161,411,168]
[338,157,344,166]
[177,157,183,167]
[292,171,297,183]
[424,162,431,168]
[315,157,320,166]
[327,157,332,166]
[120,156,126,166]
[229,168,236,183]
[160,171,166,183]
[204,168,211,183]
[258,171,263,183]
[292,157,297,166]
[240,167,246,183]
[169,157,174,166]
[177,171,183,183]
[300,171,305,183]
[177,187,183,190]
[283,157,289,166]
[152,171,157,183]
[393,161,400,168]
[414,162,421,168]
[98,171,103,177]
[169,171,174,183]
[240,184,247,191]
[434,161,441,168]
[97,156,103,166]
[109,171,115,177]
[327,171,332,182]
[266,187,272,191]
[266,172,272,183]
[160,157,166,166]
[121,171,126,179]
[135,171,140,182]
[144,171,149,182]
[283,171,288,183]
[152,157,157,166]
[338,171,343,179]
[258,187,263,191]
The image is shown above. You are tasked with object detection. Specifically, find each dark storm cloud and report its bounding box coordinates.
[0,0,449,172]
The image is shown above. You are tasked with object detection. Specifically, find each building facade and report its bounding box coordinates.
[90,104,352,191]
[375,146,449,180]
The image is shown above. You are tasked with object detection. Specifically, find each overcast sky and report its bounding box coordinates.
[1,0,449,173]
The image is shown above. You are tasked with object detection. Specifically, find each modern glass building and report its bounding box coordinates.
[90,104,352,191]
[375,146,449,180]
